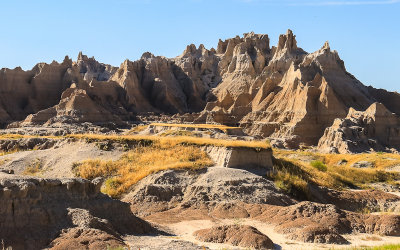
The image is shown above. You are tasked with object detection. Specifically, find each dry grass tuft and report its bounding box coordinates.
[275,149,400,170]
[323,152,400,170]
[270,149,400,199]
[160,129,197,137]
[361,235,382,241]
[73,144,214,198]
[150,123,240,131]
[127,125,148,134]
[67,134,271,150]
[23,158,43,176]
[337,244,400,250]
[0,134,61,140]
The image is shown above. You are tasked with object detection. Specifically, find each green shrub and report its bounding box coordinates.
[310,160,327,172]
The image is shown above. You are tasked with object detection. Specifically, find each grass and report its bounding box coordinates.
[127,125,148,134]
[361,236,382,241]
[150,123,240,132]
[269,151,400,200]
[274,150,400,170]
[322,152,400,170]
[23,158,43,176]
[106,246,126,250]
[334,244,400,250]
[0,134,60,140]
[310,160,327,172]
[0,132,270,150]
[73,143,214,198]
[67,134,271,150]
[160,129,197,137]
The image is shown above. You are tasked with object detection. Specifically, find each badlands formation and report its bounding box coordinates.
[0,30,399,152]
[0,30,399,250]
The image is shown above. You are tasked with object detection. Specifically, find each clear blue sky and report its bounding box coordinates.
[0,0,399,91]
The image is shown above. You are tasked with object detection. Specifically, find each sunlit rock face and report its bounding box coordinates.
[1,30,400,152]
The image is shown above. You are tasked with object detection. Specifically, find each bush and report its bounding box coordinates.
[310,160,327,172]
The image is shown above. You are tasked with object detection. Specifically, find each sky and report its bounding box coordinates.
[0,0,399,91]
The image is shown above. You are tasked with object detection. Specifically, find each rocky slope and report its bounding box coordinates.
[125,167,400,247]
[1,30,400,152]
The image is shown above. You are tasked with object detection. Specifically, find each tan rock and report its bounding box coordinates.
[194,225,274,249]
[318,102,400,153]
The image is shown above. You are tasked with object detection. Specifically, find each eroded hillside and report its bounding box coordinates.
[1,30,400,153]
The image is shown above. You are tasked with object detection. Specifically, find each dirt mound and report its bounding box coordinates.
[293,226,349,244]
[254,201,400,243]
[49,228,126,250]
[0,174,152,250]
[123,167,294,216]
[194,225,274,249]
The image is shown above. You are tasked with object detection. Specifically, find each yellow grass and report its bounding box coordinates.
[150,123,240,132]
[74,144,214,198]
[271,150,400,199]
[0,132,270,150]
[323,152,400,170]
[67,134,271,150]
[335,244,400,250]
[160,129,197,137]
[23,158,43,176]
[274,149,400,170]
[126,125,148,134]
[0,134,61,140]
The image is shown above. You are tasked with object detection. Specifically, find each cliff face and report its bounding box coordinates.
[0,174,151,250]
[197,31,378,147]
[0,30,399,152]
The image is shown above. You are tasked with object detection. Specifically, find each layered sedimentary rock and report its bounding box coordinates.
[22,88,123,125]
[0,58,72,123]
[318,102,400,153]
[1,30,399,152]
[0,174,151,250]
[197,30,379,147]
[205,146,273,169]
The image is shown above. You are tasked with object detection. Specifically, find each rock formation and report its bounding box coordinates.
[0,174,152,250]
[318,102,400,153]
[1,31,399,152]
[123,167,294,217]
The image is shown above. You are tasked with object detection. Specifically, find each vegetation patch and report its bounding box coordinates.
[160,129,197,137]
[67,134,271,150]
[270,151,400,199]
[337,244,400,250]
[310,160,327,172]
[127,125,148,134]
[73,143,214,198]
[269,158,312,200]
[0,134,61,140]
[274,150,400,170]
[23,158,43,176]
[150,123,240,132]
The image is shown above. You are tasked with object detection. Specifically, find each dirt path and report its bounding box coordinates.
[125,218,400,250]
